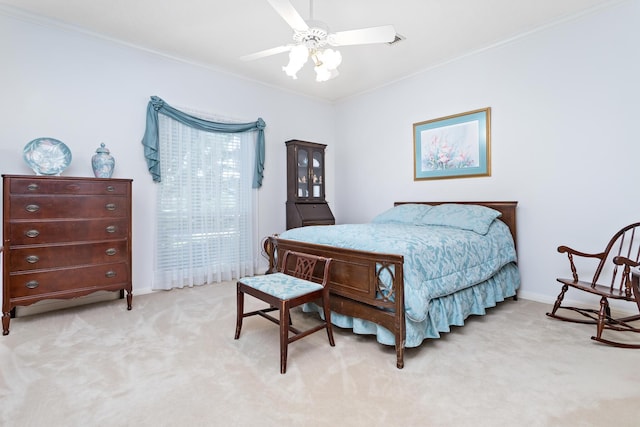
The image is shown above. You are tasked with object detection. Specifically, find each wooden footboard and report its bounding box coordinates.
[265,237,406,368]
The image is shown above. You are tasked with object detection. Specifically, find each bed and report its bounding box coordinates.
[264,201,520,368]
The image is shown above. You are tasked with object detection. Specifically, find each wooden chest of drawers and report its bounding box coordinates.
[2,175,133,335]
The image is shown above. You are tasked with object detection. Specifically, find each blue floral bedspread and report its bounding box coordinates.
[279,220,518,325]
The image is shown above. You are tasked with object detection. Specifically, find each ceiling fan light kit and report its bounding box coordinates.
[283,44,342,82]
[243,0,396,82]
[312,48,341,82]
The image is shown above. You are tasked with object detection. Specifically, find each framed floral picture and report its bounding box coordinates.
[413,107,491,180]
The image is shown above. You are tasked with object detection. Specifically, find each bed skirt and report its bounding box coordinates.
[303,262,520,347]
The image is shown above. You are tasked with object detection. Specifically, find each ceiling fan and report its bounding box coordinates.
[241,0,396,82]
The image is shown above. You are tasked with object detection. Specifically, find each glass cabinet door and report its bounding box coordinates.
[311,150,324,199]
[297,148,309,198]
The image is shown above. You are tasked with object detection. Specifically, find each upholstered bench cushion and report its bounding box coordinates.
[239,273,324,300]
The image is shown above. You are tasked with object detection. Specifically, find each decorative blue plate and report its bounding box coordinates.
[23,137,72,176]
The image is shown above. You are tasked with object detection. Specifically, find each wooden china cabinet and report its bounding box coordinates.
[285,140,335,229]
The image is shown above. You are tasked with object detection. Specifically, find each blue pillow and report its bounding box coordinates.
[371,204,433,225]
[418,204,501,235]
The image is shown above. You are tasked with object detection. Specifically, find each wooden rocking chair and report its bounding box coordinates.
[547,222,640,348]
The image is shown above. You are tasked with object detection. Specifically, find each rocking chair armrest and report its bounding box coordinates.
[613,255,640,268]
[613,256,640,299]
[558,245,606,282]
[557,245,605,259]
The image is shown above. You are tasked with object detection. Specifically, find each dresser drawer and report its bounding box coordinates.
[9,263,130,298]
[9,240,128,271]
[8,218,129,245]
[9,177,129,195]
[9,195,129,219]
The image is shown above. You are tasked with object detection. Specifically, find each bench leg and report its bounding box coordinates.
[280,300,290,374]
[321,296,335,347]
[234,285,244,340]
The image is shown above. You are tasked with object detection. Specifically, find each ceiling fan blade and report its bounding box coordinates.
[267,0,309,32]
[328,25,396,46]
[240,45,292,61]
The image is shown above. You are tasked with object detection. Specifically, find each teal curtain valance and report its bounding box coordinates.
[141,96,266,188]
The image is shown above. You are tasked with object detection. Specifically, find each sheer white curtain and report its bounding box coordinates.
[153,112,260,290]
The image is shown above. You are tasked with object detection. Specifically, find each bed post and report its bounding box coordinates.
[264,235,278,273]
[394,262,405,369]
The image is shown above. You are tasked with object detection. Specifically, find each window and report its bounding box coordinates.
[153,112,259,289]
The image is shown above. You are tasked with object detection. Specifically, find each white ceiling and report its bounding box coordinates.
[1,0,621,102]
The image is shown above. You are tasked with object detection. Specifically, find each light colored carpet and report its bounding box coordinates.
[1,282,639,427]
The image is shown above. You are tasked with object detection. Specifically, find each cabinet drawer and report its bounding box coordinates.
[9,240,128,271]
[9,177,129,195]
[9,263,130,298]
[8,218,129,245]
[9,195,129,219]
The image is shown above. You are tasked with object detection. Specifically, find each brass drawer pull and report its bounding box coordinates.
[105,203,117,211]
[25,255,40,264]
[105,248,117,256]
[25,204,40,213]
[106,185,115,192]
[25,280,39,289]
[106,225,117,233]
[25,229,40,238]
[27,183,39,191]
[105,270,117,278]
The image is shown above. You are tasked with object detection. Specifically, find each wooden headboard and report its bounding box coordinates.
[394,201,518,250]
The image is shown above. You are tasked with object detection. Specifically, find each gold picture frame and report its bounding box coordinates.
[413,107,491,180]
